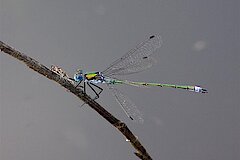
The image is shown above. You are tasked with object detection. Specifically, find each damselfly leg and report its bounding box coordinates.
[87,82,103,100]
[79,82,103,107]
[75,80,83,89]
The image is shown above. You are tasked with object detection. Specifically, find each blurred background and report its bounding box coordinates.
[1,0,239,160]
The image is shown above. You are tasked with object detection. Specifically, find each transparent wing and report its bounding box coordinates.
[109,86,144,123]
[102,35,162,77]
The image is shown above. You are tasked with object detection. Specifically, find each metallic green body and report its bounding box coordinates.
[85,72,99,80]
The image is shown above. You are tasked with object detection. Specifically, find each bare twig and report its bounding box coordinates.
[0,41,153,160]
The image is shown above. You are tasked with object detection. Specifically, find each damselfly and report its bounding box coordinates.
[55,35,207,122]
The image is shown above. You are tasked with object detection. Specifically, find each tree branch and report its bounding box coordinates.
[0,41,153,160]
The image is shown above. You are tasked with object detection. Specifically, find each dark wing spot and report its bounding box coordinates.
[143,56,148,59]
[149,35,155,39]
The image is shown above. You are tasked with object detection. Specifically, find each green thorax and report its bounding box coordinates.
[84,72,99,80]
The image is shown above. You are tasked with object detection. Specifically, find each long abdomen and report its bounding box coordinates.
[122,80,207,93]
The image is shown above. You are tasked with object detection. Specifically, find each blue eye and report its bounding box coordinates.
[74,74,83,82]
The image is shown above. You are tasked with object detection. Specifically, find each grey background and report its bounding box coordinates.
[1,0,239,160]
